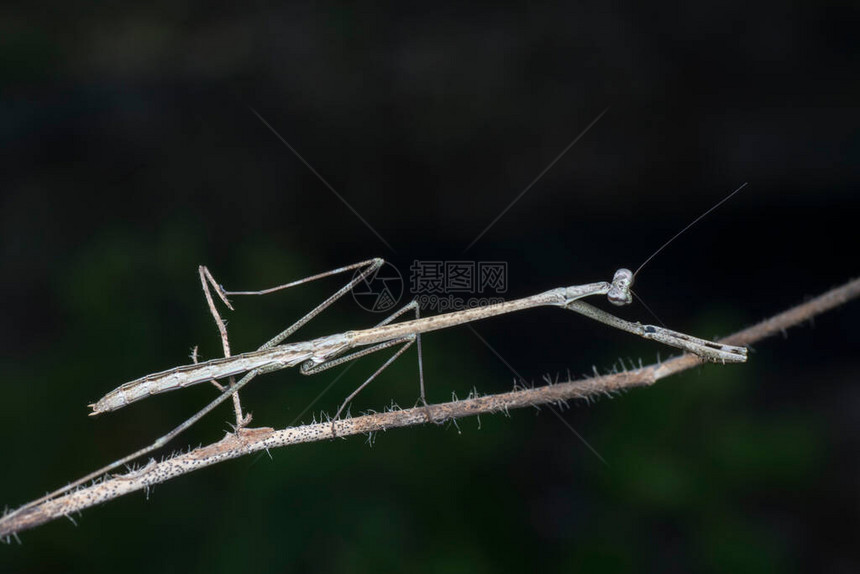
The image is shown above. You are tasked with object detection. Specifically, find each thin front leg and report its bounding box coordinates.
[196,258,384,428]
[564,300,747,362]
[199,266,247,427]
[220,258,385,350]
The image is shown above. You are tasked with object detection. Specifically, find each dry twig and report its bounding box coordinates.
[1,277,857,539]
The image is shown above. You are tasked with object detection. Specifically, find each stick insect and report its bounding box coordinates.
[91,264,745,421]
[91,183,749,423]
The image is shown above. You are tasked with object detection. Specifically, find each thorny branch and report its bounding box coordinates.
[2,277,858,539]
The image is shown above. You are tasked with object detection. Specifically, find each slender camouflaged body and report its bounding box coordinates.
[90,267,747,415]
[89,334,351,415]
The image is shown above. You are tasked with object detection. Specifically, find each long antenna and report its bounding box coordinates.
[634,182,748,277]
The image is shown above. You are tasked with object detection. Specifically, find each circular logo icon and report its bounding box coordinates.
[351,261,404,313]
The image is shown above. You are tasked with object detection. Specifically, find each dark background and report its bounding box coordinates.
[1,2,857,572]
